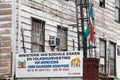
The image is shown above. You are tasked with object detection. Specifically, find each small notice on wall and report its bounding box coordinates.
[16,51,83,78]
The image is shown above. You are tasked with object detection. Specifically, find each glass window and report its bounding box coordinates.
[110,44,115,59]
[79,32,83,50]
[100,65,105,73]
[99,0,105,8]
[117,46,120,56]
[57,26,67,51]
[115,0,120,8]
[115,0,120,21]
[99,39,106,74]
[31,18,45,52]
[109,42,116,76]
[110,60,115,75]
[115,8,119,21]
[99,39,106,57]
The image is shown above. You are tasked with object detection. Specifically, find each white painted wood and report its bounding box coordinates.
[18,0,22,53]
[1,0,120,79]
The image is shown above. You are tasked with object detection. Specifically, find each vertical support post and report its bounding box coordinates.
[75,0,80,51]
[11,0,17,80]
[18,0,21,53]
[80,0,87,58]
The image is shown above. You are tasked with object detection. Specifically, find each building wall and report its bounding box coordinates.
[0,0,13,78]
[16,0,82,80]
[93,0,120,78]
[16,0,78,53]
[94,0,120,42]
[0,0,120,79]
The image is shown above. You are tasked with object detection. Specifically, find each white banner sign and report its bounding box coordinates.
[16,51,83,78]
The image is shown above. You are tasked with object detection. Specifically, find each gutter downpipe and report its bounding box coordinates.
[11,0,17,80]
[11,0,21,79]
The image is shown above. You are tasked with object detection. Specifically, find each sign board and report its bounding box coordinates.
[16,51,83,78]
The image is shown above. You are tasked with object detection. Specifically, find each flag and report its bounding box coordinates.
[89,4,94,46]
[84,23,90,38]
[84,4,94,46]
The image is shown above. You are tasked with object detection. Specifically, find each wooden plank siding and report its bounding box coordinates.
[94,0,120,40]
[16,0,120,79]
[16,0,78,53]
[0,1,12,78]
[0,0,120,79]
[93,0,120,79]
[15,0,80,80]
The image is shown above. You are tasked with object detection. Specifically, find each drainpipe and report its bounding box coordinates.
[11,0,21,79]
[11,0,17,80]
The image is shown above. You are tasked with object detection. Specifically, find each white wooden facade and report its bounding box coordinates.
[0,0,120,80]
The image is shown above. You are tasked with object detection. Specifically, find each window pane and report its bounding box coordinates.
[110,60,115,75]
[99,0,105,7]
[32,18,45,52]
[79,33,83,49]
[57,26,67,51]
[32,45,43,52]
[99,40,106,57]
[115,0,120,8]
[117,46,120,56]
[100,65,105,74]
[110,43,115,59]
[115,8,119,21]
[109,42,116,76]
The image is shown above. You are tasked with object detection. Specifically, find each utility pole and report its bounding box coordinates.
[75,0,89,58]
[80,0,87,58]
[75,1,99,80]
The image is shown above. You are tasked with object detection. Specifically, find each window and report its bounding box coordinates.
[109,42,116,76]
[57,26,67,51]
[100,64,105,74]
[99,0,105,8]
[99,39,106,57]
[117,46,120,56]
[115,0,120,22]
[79,32,83,50]
[99,39,106,74]
[31,18,45,52]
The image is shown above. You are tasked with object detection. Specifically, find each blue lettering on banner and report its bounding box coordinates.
[53,64,69,68]
[35,61,59,64]
[28,64,69,68]
[28,65,35,68]
[36,65,52,68]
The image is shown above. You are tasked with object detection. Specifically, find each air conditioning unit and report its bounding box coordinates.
[49,36,60,46]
